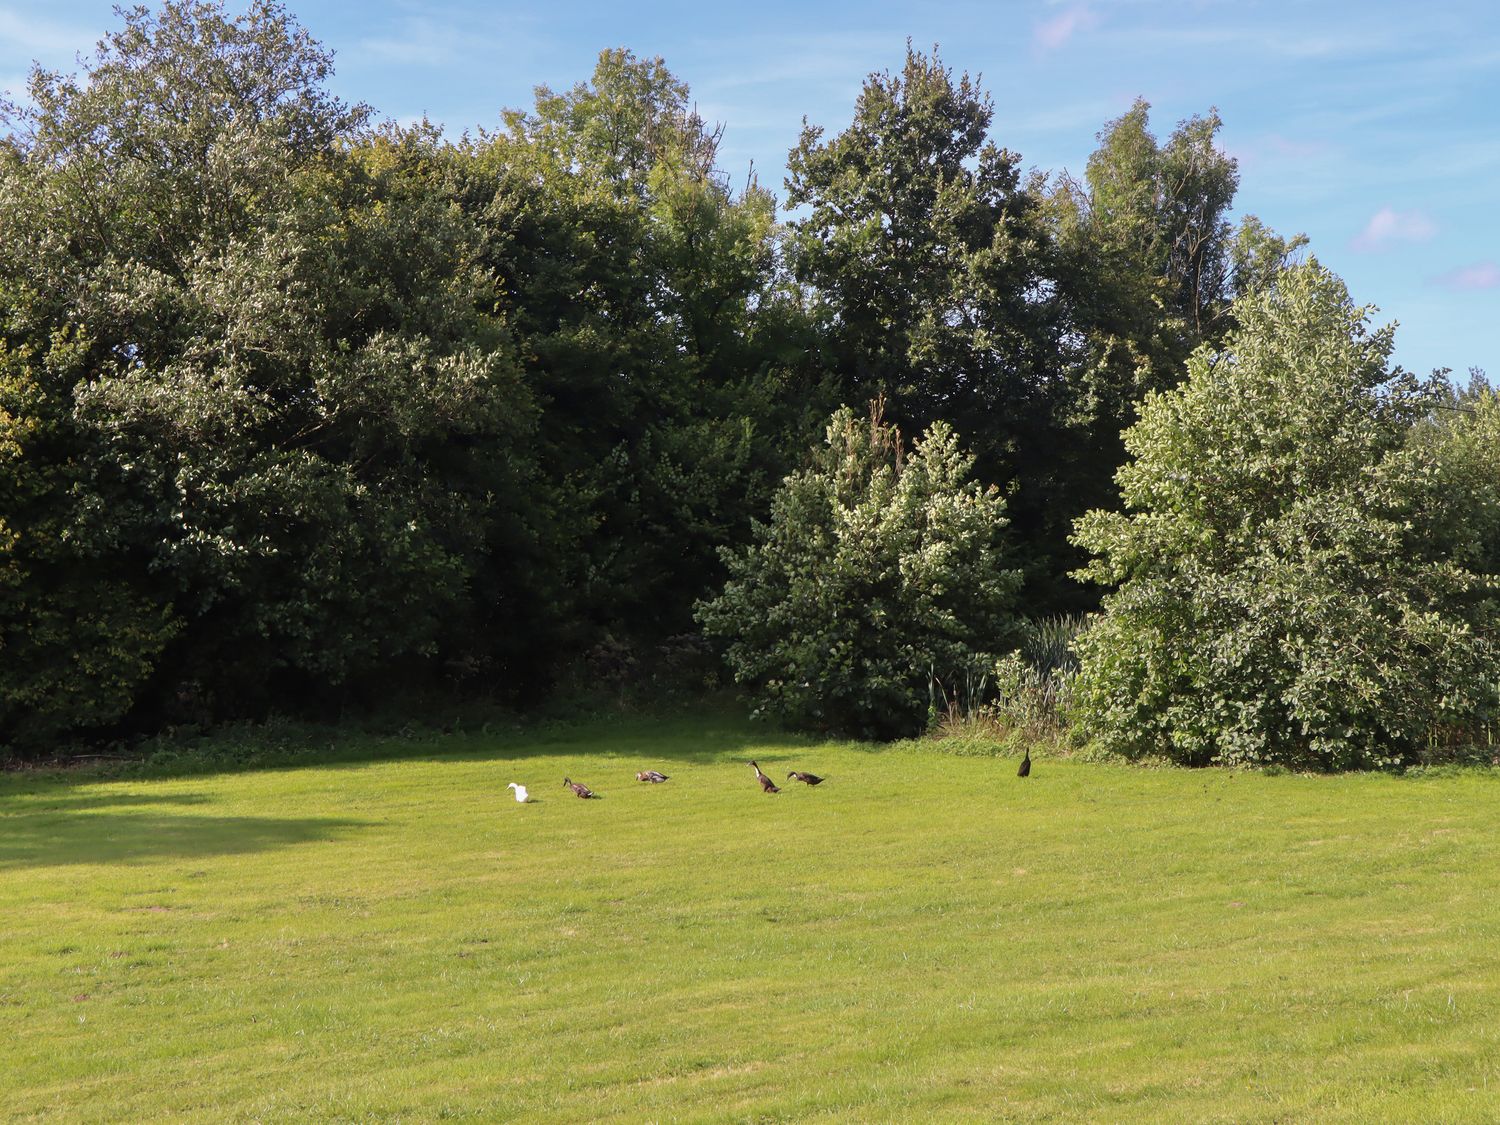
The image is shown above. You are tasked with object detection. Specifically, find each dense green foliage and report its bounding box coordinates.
[463,52,823,642]
[1072,263,1499,768]
[697,403,1020,738]
[0,3,561,742]
[1043,101,1307,594]
[1,2,1492,763]
[0,6,817,750]
[1415,376,1500,583]
[786,56,1306,605]
[784,49,1058,464]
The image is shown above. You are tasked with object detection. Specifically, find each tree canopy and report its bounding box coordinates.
[2,2,1486,765]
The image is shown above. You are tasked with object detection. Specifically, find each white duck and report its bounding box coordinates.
[506,782,530,803]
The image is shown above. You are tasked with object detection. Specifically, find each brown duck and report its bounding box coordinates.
[749,761,779,794]
[787,771,824,786]
[1017,749,1031,778]
[563,777,597,798]
[636,769,670,783]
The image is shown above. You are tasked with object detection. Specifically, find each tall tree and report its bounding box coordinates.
[1042,100,1306,605]
[785,45,1070,601]
[469,49,821,647]
[1049,99,1307,421]
[785,45,1060,438]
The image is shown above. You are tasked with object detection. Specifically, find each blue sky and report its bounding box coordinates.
[3,1,1496,378]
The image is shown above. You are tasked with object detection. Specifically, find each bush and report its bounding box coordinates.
[1070,262,1499,769]
[926,616,1084,747]
[697,400,1021,739]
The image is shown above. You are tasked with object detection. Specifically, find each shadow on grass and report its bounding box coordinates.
[0,808,368,869]
[0,791,211,813]
[0,706,898,792]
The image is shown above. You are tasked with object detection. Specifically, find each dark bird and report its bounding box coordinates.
[1017,749,1031,778]
[786,771,824,786]
[749,761,780,794]
[563,777,597,798]
[636,769,670,783]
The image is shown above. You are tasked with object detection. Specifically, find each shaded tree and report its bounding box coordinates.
[468,49,824,647]
[785,45,1061,443]
[1048,101,1307,425]
[1043,100,1306,605]
[785,45,1073,604]
[0,2,551,744]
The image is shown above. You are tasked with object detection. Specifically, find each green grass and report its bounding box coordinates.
[4,714,1500,1122]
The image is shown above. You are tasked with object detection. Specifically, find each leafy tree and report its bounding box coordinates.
[1043,101,1306,607]
[1413,376,1500,588]
[785,45,1061,453]
[0,334,178,746]
[1071,262,1496,769]
[0,2,551,744]
[1048,102,1308,415]
[1081,100,1238,337]
[784,46,1088,613]
[470,50,821,645]
[697,401,1021,739]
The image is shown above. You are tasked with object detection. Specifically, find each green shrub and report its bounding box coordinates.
[1071,262,1499,769]
[697,401,1021,739]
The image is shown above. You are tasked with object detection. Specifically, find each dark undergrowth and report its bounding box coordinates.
[1,690,757,783]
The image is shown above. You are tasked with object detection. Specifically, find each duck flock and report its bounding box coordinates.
[507,754,1029,803]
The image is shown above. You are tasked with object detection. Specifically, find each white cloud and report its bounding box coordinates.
[1435,262,1500,291]
[1034,6,1099,51]
[1351,207,1437,251]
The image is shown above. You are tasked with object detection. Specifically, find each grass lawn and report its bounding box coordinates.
[4,713,1500,1122]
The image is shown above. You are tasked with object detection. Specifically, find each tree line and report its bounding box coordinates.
[3,2,1492,766]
